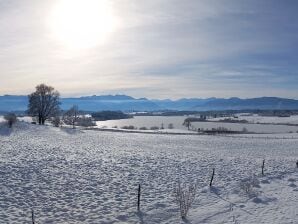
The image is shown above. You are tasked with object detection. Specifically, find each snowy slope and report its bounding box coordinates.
[0,122,297,223]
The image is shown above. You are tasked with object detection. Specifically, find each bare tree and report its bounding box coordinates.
[4,113,17,128]
[183,118,191,130]
[28,84,61,125]
[63,105,79,128]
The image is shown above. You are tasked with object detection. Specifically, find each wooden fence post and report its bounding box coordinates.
[209,168,215,187]
[31,209,35,224]
[137,184,141,211]
[262,159,265,176]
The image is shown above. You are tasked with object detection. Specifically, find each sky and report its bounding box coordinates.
[0,0,298,99]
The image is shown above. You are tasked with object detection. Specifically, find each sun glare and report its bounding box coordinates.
[49,0,117,49]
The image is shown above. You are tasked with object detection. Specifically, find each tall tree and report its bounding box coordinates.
[28,84,60,125]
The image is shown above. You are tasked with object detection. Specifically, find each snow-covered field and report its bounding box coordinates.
[209,114,298,125]
[0,122,297,223]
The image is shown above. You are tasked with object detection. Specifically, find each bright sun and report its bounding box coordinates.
[49,0,117,49]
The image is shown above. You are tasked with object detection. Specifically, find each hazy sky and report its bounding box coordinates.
[0,0,298,99]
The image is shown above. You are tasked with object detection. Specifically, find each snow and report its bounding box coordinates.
[0,121,297,223]
[96,115,298,134]
[89,127,198,135]
[209,114,298,125]
[17,116,33,123]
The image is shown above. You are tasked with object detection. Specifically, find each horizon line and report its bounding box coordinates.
[1,94,298,101]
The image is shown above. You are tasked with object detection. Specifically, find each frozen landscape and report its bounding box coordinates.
[96,115,298,134]
[208,114,298,125]
[0,121,297,223]
[1,0,298,223]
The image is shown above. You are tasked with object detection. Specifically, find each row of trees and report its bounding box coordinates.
[27,84,94,127]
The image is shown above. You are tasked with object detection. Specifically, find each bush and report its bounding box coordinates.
[4,113,17,128]
[139,126,147,130]
[76,117,96,127]
[168,123,174,129]
[121,125,135,129]
[239,176,260,197]
[150,126,159,130]
[242,127,248,133]
[174,181,197,219]
[51,116,61,127]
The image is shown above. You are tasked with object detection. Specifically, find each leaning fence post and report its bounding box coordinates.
[262,159,265,176]
[137,184,141,211]
[209,168,215,187]
[31,209,35,224]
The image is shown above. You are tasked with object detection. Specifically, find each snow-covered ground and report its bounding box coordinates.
[209,114,298,125]
[89,127,198,135]
[17,116,33,123]
[0,122,297,223]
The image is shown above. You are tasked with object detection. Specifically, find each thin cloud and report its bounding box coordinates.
[0,0,297,99]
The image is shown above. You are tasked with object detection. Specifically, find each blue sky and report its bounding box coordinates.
[0,0,297,99]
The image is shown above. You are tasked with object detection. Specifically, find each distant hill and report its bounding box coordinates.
[194,97,298,110]
[0,94,160,112]
[1,95,298,112]
[0,95,28,112]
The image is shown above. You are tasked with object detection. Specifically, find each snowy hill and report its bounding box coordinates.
[0,122,297,223]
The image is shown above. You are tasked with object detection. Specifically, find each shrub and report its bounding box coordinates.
[139,126,147,130]
[4,113,17,128]
[239,175,260,197]
[174,181,197,219]
[121,125,135,129]
[150,126,159,130]
[242,127,248,133]
[76,117,96,127]
[168,123,174,129]
[51,116,61,127]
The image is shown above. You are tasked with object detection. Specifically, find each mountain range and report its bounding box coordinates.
[1,95,298,112]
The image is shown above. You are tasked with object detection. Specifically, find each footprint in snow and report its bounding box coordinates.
[288,183,296,188]
[261,179,270,184]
